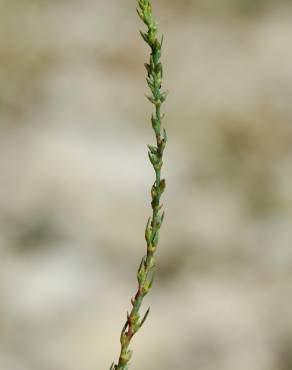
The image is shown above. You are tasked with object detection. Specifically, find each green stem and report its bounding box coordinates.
[109,1,167,369]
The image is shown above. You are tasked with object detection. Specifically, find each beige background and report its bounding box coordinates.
[1,1,292,369]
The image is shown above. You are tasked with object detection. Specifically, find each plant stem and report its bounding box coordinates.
[110,1,167,369]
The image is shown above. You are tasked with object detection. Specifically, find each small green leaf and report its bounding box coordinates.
[146,94,156,104]
[147,144,157,154]
[140,30,148,43]
[158,178,166,195]
[136,8,144,21]
[151,183,157,199]
[137,256,147,285]
[151,230,159,246]
[140,307,150,328]
[144,63,151,76]
[145,217,152,244]
[160,90,168,103]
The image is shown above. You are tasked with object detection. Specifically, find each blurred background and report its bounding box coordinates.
[1,0,292,369]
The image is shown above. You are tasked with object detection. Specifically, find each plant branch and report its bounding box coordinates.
[110,1,167,369]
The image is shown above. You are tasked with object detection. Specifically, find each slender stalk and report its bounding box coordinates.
[109,1,167,369]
